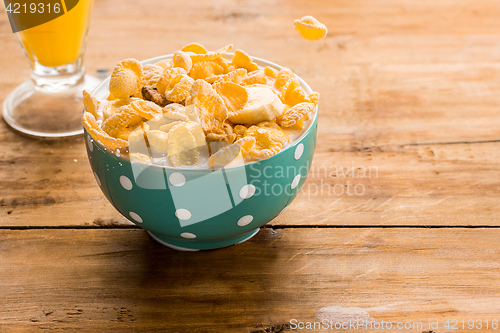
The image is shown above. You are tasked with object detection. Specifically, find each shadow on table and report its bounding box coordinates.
[91,228,290,331]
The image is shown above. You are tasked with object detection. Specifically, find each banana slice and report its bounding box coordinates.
[228,85,284,124]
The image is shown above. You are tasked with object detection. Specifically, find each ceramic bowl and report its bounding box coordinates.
[84,54,318,251]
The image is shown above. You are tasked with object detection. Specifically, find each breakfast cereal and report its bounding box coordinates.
[82,43,319,168]
[109,58,142,99]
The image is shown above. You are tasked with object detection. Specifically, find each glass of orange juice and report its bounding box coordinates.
[3,0,100,137]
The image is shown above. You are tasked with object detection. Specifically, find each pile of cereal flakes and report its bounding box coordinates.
[82,43,319,168]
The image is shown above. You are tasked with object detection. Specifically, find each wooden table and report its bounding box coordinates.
[2,0,500,331]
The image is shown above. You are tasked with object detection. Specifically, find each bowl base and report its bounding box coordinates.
[147,228,260,251]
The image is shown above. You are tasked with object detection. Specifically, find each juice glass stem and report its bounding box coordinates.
[31,59,85,93]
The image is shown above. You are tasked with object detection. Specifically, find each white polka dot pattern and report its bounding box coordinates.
[129,211,143,223]
[239,184,256,199]
[294,143,304,160]
[120,175,133,190]
[175,209,192,220]
[181,232,196,239]
[237,215,254,227]
[291,174,301,190]
[169,172,186,187]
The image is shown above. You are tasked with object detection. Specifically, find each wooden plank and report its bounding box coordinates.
[277,141,500,226]
[1,0,500,226]
[1,0,500,147]
[0,134,132,227]
[1,228,500,332]
[2,140,500,227]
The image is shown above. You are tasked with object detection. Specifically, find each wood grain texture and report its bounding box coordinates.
[1,0,500,330]
[1,0,500,227]
[1,228,500,332]
[2,139,500,227]
[278,141,500,226]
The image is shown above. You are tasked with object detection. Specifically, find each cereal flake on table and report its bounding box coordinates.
[82,43,319,168]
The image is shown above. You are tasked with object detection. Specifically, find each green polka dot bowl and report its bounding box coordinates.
[84,54,318,251]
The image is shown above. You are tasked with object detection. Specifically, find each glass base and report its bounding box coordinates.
[2,74,101,137]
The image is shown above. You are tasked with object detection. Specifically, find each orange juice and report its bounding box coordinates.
[17,0,93,68]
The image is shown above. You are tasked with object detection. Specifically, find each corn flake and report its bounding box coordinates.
[181,42,208,54]
[156,67,187,94]
[165,75,195,103]
[189,79,228,134]
[209,143,241,167]
[127,99,163,120]
[280,78,307,106]
[141,64,164,88]
[190,44,233,63]
[210,63,223,77]
[147,129,170,151]
[102,104,144,139]
[83,90,100,118]
[173,50,193,72]
[242,70,267,85]
[276,102,315,128]
[308,91,320,105]
[162,103,191,122]
[274,67,295,89]
[286,117,305,130]
[206,122,236,143]
[189,61,215,80]
[102,98,136,120]
[232,49,259,72]
[234,136,255,157]
[245,124,288,159]
[128,123,148,143]
[279,78,299,100]
[257,121,281,129]
[212,57,233,74]
[183,121,206,148]
[109,58,142,99]
[213,81,248,113]
[182,104,201,122]
[264,66,278,78]
[287,86,308,107]
[159,121,183,133]
[294,15,328,41]
[233,124,247,140]
[82,112,129,149]
[167,123,200,166]
[215,68,247,85]
[107,94,118,101]
[155,58,173,70]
